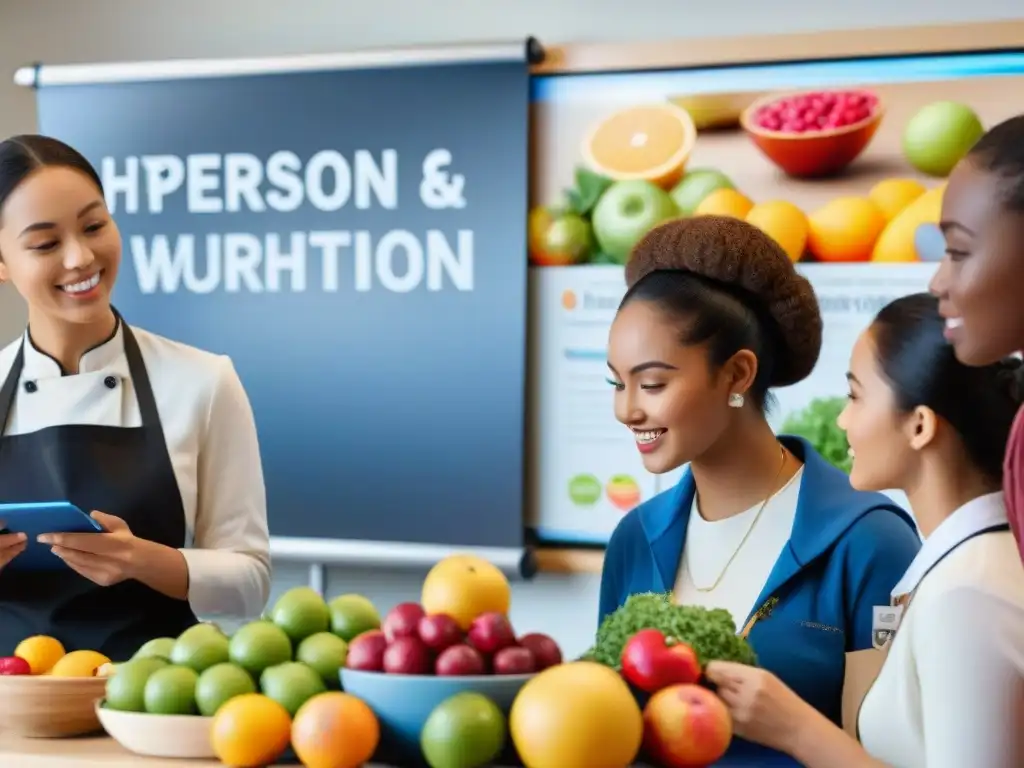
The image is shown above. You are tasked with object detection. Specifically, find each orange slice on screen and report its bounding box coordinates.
[582,103,697,189]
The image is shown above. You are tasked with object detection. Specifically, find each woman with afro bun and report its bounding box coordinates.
[600,215,921,763]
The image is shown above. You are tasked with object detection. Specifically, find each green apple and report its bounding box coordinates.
[670,169,735,216]
[528,207,593,266]
[903,101,984,177]
[591,180,678,264]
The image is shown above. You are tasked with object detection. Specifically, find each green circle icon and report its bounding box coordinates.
[568,474,602,506]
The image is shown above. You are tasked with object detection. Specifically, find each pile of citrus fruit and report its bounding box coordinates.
[94,586,384,766]
[0,635,112,678]
[688,176,945,264]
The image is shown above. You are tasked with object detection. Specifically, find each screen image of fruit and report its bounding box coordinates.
[606,475,641,511]
[529,55,1024,268]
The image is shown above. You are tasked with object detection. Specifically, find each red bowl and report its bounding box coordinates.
[740,89,884,178]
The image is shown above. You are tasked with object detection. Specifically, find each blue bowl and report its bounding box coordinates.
[340,668,532,765]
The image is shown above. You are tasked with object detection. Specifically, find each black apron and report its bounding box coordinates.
[0,321,198,660]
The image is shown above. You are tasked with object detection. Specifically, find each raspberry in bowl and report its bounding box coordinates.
[740,89,884,177]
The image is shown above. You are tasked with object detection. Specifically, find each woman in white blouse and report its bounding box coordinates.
[0,135,270,659]
[707,292,1024,768]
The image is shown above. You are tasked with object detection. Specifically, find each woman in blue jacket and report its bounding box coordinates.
[601,215,921,763]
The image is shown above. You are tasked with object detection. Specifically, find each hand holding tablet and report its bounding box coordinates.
[0,502,104,571]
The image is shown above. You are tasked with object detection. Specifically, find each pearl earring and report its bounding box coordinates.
[728,393,744,408]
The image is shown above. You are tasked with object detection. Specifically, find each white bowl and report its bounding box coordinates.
[95,700,215,759]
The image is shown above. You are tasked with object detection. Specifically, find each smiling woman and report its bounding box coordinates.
[927,113,1024,565]
[599,215,921,763]
[0,135,271,660]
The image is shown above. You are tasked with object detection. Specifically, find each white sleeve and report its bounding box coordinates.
[180,356,271,619]
[912,586,1024,768]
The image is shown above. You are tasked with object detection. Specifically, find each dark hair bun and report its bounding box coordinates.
[625,216,823,387]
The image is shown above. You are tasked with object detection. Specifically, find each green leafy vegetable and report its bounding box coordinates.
[564,166,613,217]
[581,592,757,669]
[781,396,851,473]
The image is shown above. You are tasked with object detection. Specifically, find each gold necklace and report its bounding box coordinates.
[689,445,789,594]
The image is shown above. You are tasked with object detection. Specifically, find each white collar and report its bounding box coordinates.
[892,491,1008,598]
[20,318,124,379]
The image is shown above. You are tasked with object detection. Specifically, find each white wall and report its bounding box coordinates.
[0,0,1020,657]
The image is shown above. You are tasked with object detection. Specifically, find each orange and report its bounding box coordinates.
[421,554,511,630]
[510,662,643,768]
[808,197,887,263]
[867,178,927,221]
[745,200,809,262]
[291,692,380,768]
[211,693,291,767]
[582,103,696,189]
[14,636,65,675]
[693,188,754,219]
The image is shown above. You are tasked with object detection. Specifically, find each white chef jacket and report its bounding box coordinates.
[0,321,271,619]
[858,492,1024,767]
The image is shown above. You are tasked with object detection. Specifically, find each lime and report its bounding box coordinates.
[270,587,331,644]
[327,594,381,642]
[133,637,175,661]
[143,665,199,715]
[296,632,348,689]
[229,621,292,678]
[259,662,327,717]
[170,624,230,673]
[195,662,257,717]
[670,168,735,216]
[421,692,506,768]
[104,657,168,712]
[903,101,985,177]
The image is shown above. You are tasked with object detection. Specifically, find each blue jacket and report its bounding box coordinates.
[599,436,921,764]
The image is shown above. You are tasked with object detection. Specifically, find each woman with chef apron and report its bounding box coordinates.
[0,135,271,661]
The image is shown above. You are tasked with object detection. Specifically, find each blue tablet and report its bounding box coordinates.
[0,502,104,571]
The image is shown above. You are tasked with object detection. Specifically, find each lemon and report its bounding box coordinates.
[868,178,927,221]
[694,188,754,219]
[50,649,112,678]
[872,185,945,263]
[807,197,887,263]
[745,200,809,262]
[14,636,66,675]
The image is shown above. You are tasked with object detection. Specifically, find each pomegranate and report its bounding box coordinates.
[753,89,879,134]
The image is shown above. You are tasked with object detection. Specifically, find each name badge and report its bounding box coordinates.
[871,604,903,650]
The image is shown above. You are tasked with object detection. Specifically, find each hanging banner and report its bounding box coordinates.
[25,46,532,569]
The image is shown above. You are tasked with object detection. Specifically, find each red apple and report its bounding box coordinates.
[435,644,486,676]
[418,613,463,652]
[492,646,535,675]
[516,633,562,670]
[621,629,701,693]
[467,612,516,655]
[345,629,389,672]
[0,656,30,676]
[382,602,426,642]
[383,636,433,675]
[643,683,733,768]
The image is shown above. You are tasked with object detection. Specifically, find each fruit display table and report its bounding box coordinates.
[0,733,796,767]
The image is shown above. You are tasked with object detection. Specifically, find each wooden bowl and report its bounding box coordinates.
[740,89,884,178]
[96,701,216,759]
[0,675,107,737]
